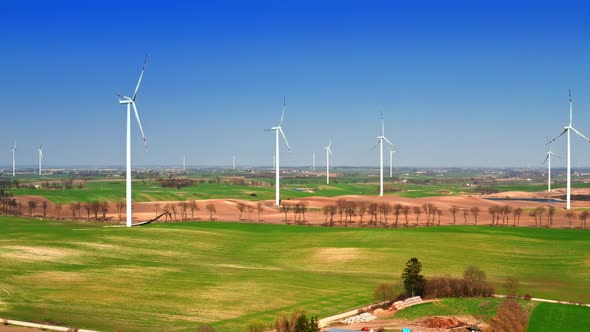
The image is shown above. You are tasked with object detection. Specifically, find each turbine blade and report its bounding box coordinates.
[383,136,395,147]
[380,112,384,137]
[543,155,549,164]
[132,55,148,101]
[551,153,561,158]
[279,127,291,151]
[547,129,567,145]
[328,147,333,156]
[279,97,286,126]
[132,102,148,151]
[370,139,380,151]
[570,126,590,142]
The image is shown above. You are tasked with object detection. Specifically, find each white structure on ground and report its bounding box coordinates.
[117,56,149,227]
[547,91,590,209]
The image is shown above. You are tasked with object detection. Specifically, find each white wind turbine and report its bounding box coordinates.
[371,112,395,196]
[312,153,316,171]
[10,140,16,177]
[233,155,236,170]
[543,140,559,193]
[266,97,291,206]
[547,90,590,209]
[389,147,396,178]
[117,57,149,227]
[183,156,186,172]
[38,145,43,176]
[324,139,333,184]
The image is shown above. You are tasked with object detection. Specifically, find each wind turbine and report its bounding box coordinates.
[266,97,291,206]
[183,156,186,172]
[325,139,333,184]
[10,140,16,177]
[233,155,236,170]
[389,147,396,178]
[371,112,395,196]
[117,56,149,227]
[38,145,43,176]
[543,140,559,192]
[547,90,590,209]
[312,153,316,171]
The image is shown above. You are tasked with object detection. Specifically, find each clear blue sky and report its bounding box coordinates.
[1,0,589,168]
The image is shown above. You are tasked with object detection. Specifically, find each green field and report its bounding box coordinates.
[527,303,590,332]
[394,297,537,321]
[0,217,589,331]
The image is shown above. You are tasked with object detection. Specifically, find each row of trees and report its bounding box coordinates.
[152,201,219,221]
[236,202,265,222]
[279,202,309,223]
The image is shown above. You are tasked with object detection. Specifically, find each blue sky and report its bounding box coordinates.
[1,0,589,168]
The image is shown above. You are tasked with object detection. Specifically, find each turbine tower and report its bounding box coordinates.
[233,155,236,170]
[38,145,43,176]
[10,140,16,177]
[371,112,395,196]
[543,141,559,192]
[389,147,396,178]
[547,90,590,209]
[117,56,149,227]
[312,153,316,171]
[183,156,186,172]
[324,139,333,184]
[266,97,291,206]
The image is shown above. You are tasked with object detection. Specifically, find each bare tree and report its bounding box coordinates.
[345,201,357,226]
[99,201,109,221]
[547,206,556,227]
[153,202,161,218]
[27,200,37,216]
[190,200,199,220]
[412,206,422,225]
[462,208,469,224]
[565,211,576,228]
[535,207,546,227]
[470,207,480,225]
[358,202,368,224]
[180,202,189,221]
[301,201,309,222]
[422,204,430,225]
[41,201,48,218]
[379,202,391,224]
[84,203,92,220]
[449,206,458,224]
[116,201,125,221]
[170,204,178,221]
[280,204,291,222]
[402,205,411,226]
[55,203,62,220]
[243,205,252,221]
[488,206,498,225]
[236,202,247,221]
[205,203,216,221]
[162,204,171,221]
[70,203,77,219]
[336,199,347,223]
[436,209,443,226]
[513,207,522,226]
[579,210,589,229]
[368,203,379,225]
[393,203,403,226]
[256,202,263,222]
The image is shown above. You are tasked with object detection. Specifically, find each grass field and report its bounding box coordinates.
[527,303,590,332]
[0,218,589,331]
[394,297,537,321]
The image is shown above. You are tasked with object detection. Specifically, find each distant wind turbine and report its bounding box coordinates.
[266,97,291,206]
[547,90,590,209]
[233,155,236,170]
[325,139,333,184]
[312,152,316,171]
[371,112,395,196]
[183,156,186,172]
[389,147,396,178]
[117,56,149,227]
[10,140,16,177]
[38,145,43,176]
[543,140,559,192]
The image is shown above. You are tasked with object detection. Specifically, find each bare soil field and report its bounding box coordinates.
[12,188,590,229]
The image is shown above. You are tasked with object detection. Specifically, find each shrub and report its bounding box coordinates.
[373,282,403,301]
[504,277,520,297]
[244,320,266,332]
[487,299,528,332]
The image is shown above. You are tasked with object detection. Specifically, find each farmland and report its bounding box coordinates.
[0,217,588,331]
